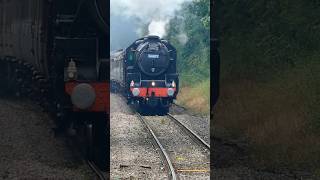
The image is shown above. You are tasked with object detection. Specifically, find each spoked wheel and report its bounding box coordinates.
[87,113,109,171]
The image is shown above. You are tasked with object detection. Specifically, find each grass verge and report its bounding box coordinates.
[177,78,210,116]
[213,59,320,174]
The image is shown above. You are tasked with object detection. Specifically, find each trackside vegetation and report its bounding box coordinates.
[166,0,211,115]
[215,0,320,175]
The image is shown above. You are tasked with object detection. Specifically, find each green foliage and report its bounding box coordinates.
[217,0,320,124]
[165,0,210,87]
[188,0,210,29]
[216,0,320,80]
[215,0,320,171]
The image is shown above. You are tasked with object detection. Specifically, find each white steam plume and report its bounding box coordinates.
[177,33,188,45]
[148,20,169,37]
[111,0,191,38]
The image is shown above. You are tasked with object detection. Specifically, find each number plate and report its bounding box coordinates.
[148,54,159,58]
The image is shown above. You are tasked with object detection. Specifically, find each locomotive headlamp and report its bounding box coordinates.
[167,88,175,96]
[71,83,96,110]
[172,81,176,88]
[130,80,135,87]
[132,88,140,96]
[151,81,156,87]
[68,72,75,79]
[67,59,77,80]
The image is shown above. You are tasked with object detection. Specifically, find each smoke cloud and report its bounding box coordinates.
[111,0,191,38]
[177,33,188,45]
[148,20,168,37]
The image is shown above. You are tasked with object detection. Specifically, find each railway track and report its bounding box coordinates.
[70,136,107,180]
[87,160,107,180]
[167,113,210,150]
[172,102,187,111]
[137,113,210,180]
[137,113,177,179]
[68,123,107,180]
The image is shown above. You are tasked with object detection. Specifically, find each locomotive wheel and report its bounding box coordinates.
[91,113,108,171]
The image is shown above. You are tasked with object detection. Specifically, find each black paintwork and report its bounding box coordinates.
[111,36,179,99]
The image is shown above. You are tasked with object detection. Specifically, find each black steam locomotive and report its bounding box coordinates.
[111,35,179,114]
[0,0,109,170]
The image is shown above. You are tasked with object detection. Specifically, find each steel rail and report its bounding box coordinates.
[167,113,210,150]
[87,160,106,180]
[136,113,178,180]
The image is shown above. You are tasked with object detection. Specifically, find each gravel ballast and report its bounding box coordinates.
[0,98,95,179]
[170,114,210,146]
[145,115,210,180]
[110,93,167,179]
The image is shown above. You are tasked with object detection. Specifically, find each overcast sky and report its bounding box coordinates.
[110,15,140,51]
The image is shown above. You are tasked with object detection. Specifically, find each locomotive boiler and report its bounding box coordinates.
[111,35,179,114]
[0,0,109,170]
